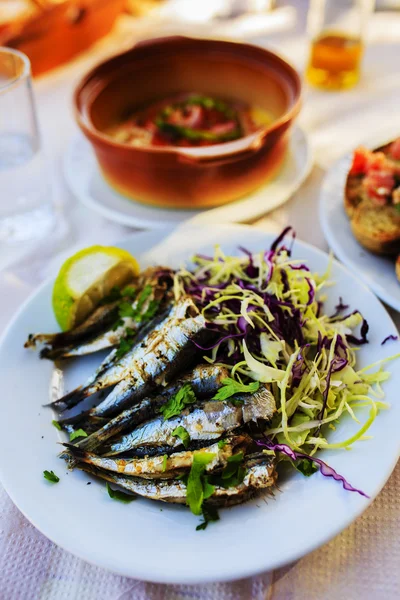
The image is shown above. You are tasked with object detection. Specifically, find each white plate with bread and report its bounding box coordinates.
[320,137,400,312]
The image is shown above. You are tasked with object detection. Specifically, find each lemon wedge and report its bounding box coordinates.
[52,246,140,331]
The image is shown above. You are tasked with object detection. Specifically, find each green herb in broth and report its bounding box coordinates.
[105,94,276,148]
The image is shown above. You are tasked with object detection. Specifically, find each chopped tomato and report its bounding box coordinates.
[349,147,370,175]
[389,138,400,161]
[349,146,396,176]
[362,170,395,204]
[392,187,400,205]
[367,151,390,171]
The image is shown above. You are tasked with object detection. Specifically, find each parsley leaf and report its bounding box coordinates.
[177,472,188,484]
[217,438,227,449]
[222,452,244,474]
[112,318,124,331]
[118,301,135,319]
[134,284,153,317]
[202,478,215,500]
[106,482,136,503]
[196,505,220,531]
[186,452,216,515]
[159,384,197,420]
[212,378,260,401]
[141,299,160,322]
[230,398,245,407]
[121,285,136,298]
[172,425,190,449]
[295,458,319,477]
[99,285,122,305]
[162,454,168,473]
[117,285,156,326]
[208,452,246,489]
[52,419,62,431]
[43,470,59,483]
[69,428,88,441]
[115,334,136,360]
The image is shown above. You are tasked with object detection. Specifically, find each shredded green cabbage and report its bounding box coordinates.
[176,243,399,457]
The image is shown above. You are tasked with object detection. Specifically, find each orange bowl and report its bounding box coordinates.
[74,36,302,209]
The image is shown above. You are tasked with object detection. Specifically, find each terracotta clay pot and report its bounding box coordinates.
[74,36,302,209]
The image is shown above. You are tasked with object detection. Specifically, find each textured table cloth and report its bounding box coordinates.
[1,4,400,598]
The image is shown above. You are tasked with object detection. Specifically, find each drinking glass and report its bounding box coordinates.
[306,0,375,90]
[0,47,56,242]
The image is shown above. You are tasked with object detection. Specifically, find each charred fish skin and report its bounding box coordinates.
[77,364,230,453]
[77,463,188,503]
[76,398,157,452]
[101,385,276,457]
[240,385,276,424]
[26,266,174,358]
[75,452,276,506]
[25,299,122,355]
[87,311,209,419]
[50,268,175,360]
[63,436,249,479]
[48,305,174,412]
[102,401,243,456]
[50,296,196,412]
[172,364,230,398]
[206,454,277,508]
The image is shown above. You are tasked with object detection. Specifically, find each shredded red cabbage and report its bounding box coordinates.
[292,344,310,387]
[317,360,334,422]
[331,357,348,372]
[263,250,275,283]
[291,263,310,271]
[281,269,289,293]
[270,226,295,253]
[238,246,258,277]
[187,230,365,367]
[305,278,315,305]
[256,439,369,498]
[330,297,350,319]
[192,331,244,352]
[346,317,369,345]
[381,334,398,346]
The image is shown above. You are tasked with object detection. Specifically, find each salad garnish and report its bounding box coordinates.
[159,384,197,420]
[106,483,136,504]
[43,470,59,484]
[381,334,398,346]
[173,228,400,502]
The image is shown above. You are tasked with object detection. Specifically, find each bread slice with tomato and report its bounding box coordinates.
[345,138,400,256]
[396,255,400,283]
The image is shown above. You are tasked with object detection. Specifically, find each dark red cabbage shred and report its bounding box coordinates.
[256,439,369,498]
[330,296,350,319]
[381,334,398,345]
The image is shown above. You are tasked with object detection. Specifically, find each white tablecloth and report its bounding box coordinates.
[1,4,400,598]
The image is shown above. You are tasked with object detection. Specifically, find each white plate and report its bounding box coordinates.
[320,152,400,312]
[0,224,399,584]
[63,126,312,229]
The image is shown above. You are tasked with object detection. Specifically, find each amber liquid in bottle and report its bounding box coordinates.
[306,32,363,90]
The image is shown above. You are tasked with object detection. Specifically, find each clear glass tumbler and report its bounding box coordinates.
[0,47,55,242]
[306,0,375,90]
